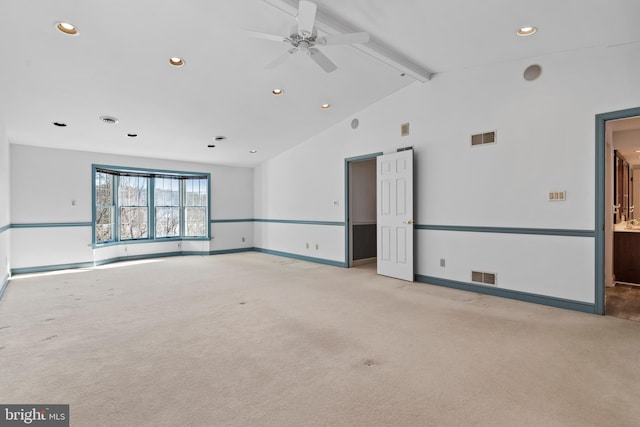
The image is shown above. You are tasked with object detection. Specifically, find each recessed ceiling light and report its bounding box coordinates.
[169,57,185,67]
[272,89,284,95]
[214,136,227,142]
[55,22,79,36]
[53,122,67,127]
[249,150,257,154]
[516,26,537,36]
[635,149,640,153]
[127,133,138,138]
[321,103,331,110]
[100,116,119,124]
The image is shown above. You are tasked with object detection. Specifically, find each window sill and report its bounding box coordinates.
[93,237,210,248]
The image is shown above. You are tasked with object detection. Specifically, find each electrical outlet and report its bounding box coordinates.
[315,244,319,250]
[548,190,567,201]
[306,243,309,249]
[242,237,245,242]
[440,258,446,267]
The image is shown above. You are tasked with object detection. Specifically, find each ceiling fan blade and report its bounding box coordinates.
[308,48,337,73]
[318,32,370,46]
[297,0,317,37]
[246,31,288,43]
[265,51,295,69]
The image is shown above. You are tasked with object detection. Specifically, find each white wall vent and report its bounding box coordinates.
[471,271,497,285]
[471,131,496,146]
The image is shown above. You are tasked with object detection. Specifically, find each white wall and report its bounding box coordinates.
[10,145,253,271]
[0,117,10,286]
[253,42,640,304]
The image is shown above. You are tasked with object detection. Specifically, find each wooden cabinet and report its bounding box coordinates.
[614,231,640,284]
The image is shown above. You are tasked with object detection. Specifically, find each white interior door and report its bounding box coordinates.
[377,150,414,281]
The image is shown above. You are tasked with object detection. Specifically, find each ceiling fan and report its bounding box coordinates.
[249,0,370,73]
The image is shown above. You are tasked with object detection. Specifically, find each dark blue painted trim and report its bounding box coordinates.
[416,275,596,314]
[12,262,96,275]
[0,274,9,300]
[416,224,595,238]
[595,113,607,316]
[253,248,347,268]
[12,248,255,275]
[11,222,92,229]
[208,248,254,256]
[92,163,209,178]
[594,106,640,315]
[93,252,184,267]
[0,224,9,234]
[345,152,384,163]
[254,219,345,226]
[9,219,344,229]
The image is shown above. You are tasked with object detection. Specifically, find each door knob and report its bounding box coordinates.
[405,220,414,225]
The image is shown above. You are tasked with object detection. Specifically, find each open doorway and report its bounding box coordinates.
[345,149,416,282]
[345,153,380,268]
[603,114,640,320]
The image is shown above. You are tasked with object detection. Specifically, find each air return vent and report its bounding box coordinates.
[471,131,496,146]
[471,271,497,285]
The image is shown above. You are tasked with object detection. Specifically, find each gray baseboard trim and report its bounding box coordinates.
[12,261,96,276]
[93,252,184,267]
[0,274,9,300]
[416,275,596,314]
[208,248,254,256]
[11,248,255,276]
[253,248,347,268]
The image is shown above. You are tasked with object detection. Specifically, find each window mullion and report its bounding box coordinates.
[115,175,122,242]
[150,177,156,240]
[180,179,185,238]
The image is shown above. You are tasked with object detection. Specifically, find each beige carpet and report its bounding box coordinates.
[1,252,639,426]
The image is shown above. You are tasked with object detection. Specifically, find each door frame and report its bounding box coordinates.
[344,152,383,267]
[595,106,640,315]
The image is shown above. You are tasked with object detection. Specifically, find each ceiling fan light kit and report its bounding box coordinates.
[250,0,370,73]
[261,0,432,81]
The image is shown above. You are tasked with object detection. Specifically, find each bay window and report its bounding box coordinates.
[92,166,209,244]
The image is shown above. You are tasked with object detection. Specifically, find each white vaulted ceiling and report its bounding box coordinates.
[1,0,640,166]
